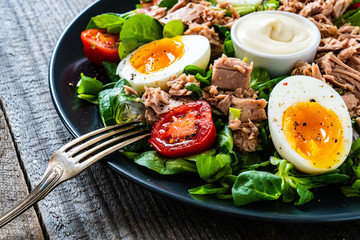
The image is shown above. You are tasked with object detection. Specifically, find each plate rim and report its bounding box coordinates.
[48,0,360,223]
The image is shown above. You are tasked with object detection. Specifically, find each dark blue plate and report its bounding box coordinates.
[49,0,360,222]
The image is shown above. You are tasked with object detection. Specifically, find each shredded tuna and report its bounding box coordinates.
[167,74,199,96]
[212,55,253,90]
[299,1,323,17]
[347,56,360,72]
[315,52,360,96]
[217,94,232,114]
[185,23,223,59]
[233,88,258,99]
[136,6,167,20]
[291,62,325,81]
[228,118,242,130]
[231,98,267,122]
[232,120,259,152]
[160,3,205,25]
[142,87,188,123]
[342,93,360,117]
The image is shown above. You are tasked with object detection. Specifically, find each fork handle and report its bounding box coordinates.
[0,165,63,228]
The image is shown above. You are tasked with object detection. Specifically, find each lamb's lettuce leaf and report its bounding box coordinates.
[134,151,197,175]
[77,73,103,104]
[249,67,287,100]
[341,138,360,196]
[271,157,349,205]
[232,170,283,206]
[223,32,235,57]
[196,153,232,183]
[183,65,212,88]
[185,84,202,99]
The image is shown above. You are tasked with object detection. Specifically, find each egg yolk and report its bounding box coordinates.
[130,36,185,74]
[282,101,344,169]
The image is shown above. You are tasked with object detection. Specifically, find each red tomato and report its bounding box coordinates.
[349,2,360,9]
[149,101,216,158]
[80,29,120,65]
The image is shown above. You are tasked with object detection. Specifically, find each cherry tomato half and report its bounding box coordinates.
[349,2,360,10]
[80,29,120,65]
[149,101,216,158]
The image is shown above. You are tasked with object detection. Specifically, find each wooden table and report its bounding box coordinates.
[1,0,360,239]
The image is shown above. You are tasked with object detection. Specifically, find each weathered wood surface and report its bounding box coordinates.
[0,101,44,239]
[1,0,360,239]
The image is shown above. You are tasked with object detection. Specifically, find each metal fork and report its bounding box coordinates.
[0,122,150,228]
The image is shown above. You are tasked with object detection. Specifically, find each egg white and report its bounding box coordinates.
[268,76,353,174]
[116,35,211,93]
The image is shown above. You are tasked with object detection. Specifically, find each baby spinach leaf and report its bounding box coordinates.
[134,151,197,175]
[232,170,283,206]
[335,8,360,26]
[163,20,184,38]
[119,14,163,59]
[86,13,125,34]
[158,0,178,9]
[102,61,120,82]
[185,83,202,100]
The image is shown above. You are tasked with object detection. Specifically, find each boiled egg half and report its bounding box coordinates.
[268,76,352,174]
[116,35,211,93]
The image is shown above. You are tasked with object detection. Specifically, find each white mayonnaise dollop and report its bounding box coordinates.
[234,12,313,55]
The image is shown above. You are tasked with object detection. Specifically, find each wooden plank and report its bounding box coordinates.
[0,100,44,239]
[1,0,360,239]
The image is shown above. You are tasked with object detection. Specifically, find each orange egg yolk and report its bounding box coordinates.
[282,101,344,169]
[130,36,185,74]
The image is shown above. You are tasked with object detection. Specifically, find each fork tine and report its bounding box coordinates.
[60,122,137,152]
[66,124,144,157]
[0,122,151,228]
[74,128,150,161]
[77,132,151,171]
